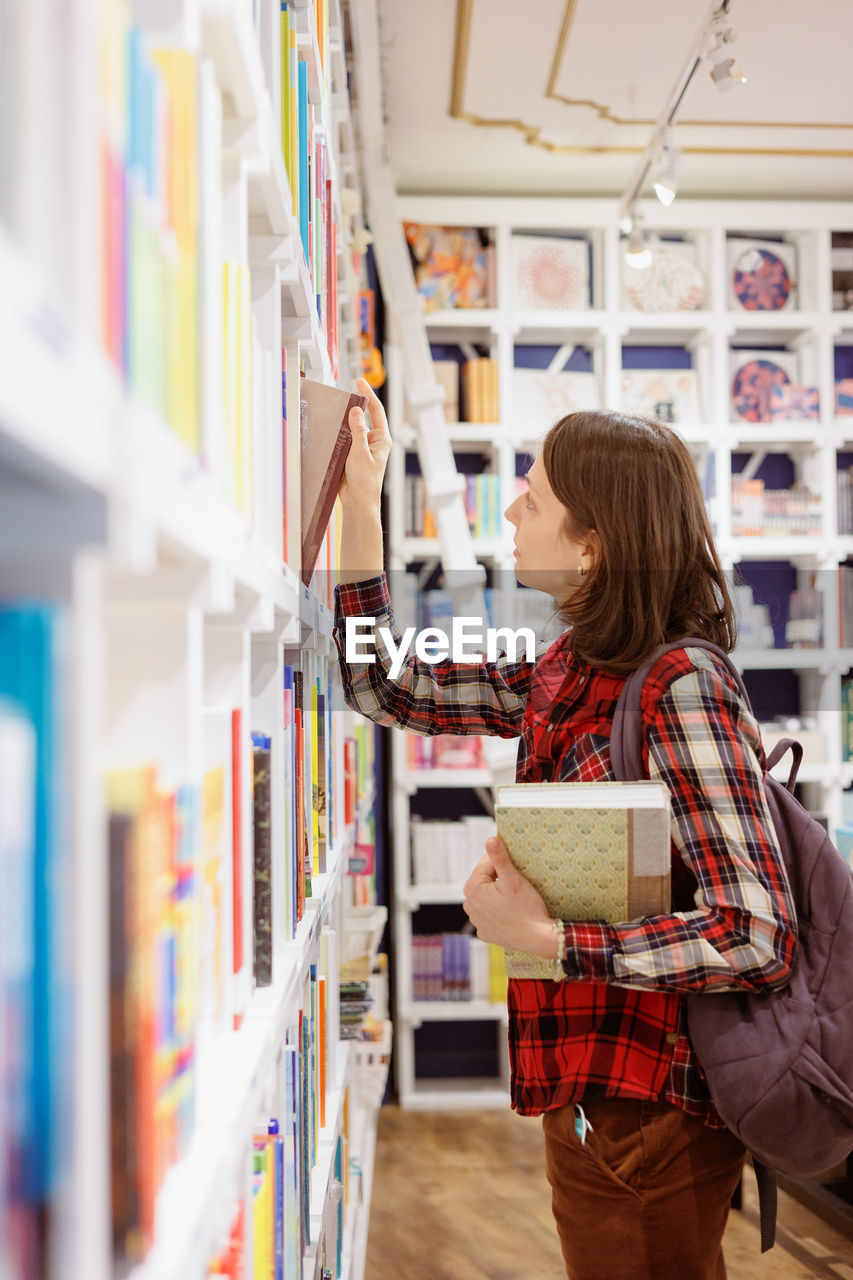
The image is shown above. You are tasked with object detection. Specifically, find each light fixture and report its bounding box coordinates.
[624,223,652,270]
[706,15,746,91]
[618,211,634,235]
[653,134,681,207]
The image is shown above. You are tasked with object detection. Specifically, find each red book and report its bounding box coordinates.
[231,708,244,1029]
[299,378,366,586]
[343,738,356,825]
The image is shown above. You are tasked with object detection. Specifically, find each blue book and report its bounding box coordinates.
[268,1120,284,1280]
[0,605,68,1202]
[0,703,36,1261]
[297,58,310,264]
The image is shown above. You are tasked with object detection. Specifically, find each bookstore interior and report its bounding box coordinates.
[1,0,853,1277]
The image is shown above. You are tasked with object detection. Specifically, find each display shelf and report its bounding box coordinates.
[0,0,383,1276]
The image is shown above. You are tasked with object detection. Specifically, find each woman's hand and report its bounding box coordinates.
[463,837,559,960]
[339,377,392,513]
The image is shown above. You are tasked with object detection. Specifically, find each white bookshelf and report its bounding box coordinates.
[0,2,384,1278]
[385,193,853,1110]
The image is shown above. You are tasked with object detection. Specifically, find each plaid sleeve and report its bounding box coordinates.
[333,573,536,738]
[559,648,798,993]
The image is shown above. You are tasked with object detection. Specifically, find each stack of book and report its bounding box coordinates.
[411,934,507,1003]
[731,476,822,537]
[410,816,496,885]
[461,358,499,422]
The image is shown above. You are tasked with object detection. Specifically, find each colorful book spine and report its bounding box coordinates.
[231,709,246,1029]
[252,733,273,988]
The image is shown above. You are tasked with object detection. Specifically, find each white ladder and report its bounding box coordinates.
[346,0,487,616]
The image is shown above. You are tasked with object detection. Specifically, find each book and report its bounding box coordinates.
[252,734,273,988]
[299,378,367,585]
[494,781,672,980]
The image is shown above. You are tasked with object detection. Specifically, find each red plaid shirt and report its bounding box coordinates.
[334,575,797,1124]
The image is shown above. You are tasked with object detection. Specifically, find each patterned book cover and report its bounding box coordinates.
[510,234,590,311]
[495,783,671,980]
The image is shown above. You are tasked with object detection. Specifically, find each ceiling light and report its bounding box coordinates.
[653,136,680,207]
[706,18,747,91]
[618,211,634,235]
[624,225,652,270]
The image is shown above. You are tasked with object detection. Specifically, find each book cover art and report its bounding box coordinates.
[495,783,671,980]
[299,378,367,586]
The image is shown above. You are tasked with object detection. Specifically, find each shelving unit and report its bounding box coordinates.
[383,193,853,1110]
[0,2,389,1279]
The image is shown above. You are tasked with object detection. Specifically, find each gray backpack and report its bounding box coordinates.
[610,638,853,1251]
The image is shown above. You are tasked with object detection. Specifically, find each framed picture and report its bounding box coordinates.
[620,369,702,425]
[510,235,590,311]
[510,368,599,435]
[404,223,494,311]
[769,384,820,421]
[727,237,797,311]
[622,243,706,313]
[730,349,799,421]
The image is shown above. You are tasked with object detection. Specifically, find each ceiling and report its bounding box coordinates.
[374,0,853,202]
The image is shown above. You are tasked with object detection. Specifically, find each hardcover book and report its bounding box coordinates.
[299,378,367,585]
[494,781,672,980]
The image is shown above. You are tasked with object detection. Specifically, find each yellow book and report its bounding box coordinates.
[495,781,672,980]
[223,262,238,506]
[488,943,508,1003]
[280,8,291,186]
[289,32,299,219]
[201,765,226,1025]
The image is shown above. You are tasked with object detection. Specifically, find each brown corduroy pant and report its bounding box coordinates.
[542,1097,746,1280]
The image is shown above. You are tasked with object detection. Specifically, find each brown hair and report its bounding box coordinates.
[541,410,735,673]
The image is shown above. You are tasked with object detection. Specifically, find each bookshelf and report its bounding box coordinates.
[0,3,388,1280]
[384,193,853,1110]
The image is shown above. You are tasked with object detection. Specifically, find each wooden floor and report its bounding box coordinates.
[365,1107,853,1280]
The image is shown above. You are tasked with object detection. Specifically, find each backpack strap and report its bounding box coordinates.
[610,636,779,1253]
[753,1159,778,1253]
[610,637,755,783]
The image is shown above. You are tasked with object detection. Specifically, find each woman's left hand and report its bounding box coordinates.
[463,837,559,960]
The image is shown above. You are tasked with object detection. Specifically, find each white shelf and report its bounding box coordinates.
[399,1079,511,1112]
[400,768,495,789]
[0,0,379,1274]
[408,1001,508,1023]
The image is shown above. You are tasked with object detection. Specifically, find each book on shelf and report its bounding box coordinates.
[252,734,273,988]
[494,781,672,980]
[299,378,368,586]
[410,933,506,1003]
[461,357,499,423]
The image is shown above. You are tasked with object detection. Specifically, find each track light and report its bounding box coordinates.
[653,135,680,207]
[618,211,634,235]
[706,16,746,91]
[624,223,652,270]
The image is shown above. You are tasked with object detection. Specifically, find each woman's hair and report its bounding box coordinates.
[541,409,736,673]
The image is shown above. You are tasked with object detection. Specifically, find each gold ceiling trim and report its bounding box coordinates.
[450,0,853,157]
[545,0,853,130]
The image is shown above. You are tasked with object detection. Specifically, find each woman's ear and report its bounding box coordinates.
[582,528,601,572]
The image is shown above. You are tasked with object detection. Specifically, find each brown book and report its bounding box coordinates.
[432,360,460,423]
[300,379,368,585]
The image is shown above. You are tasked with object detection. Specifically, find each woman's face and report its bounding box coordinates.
[504,454,598,601]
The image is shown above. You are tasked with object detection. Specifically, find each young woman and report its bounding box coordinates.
[334,378,796,1280]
